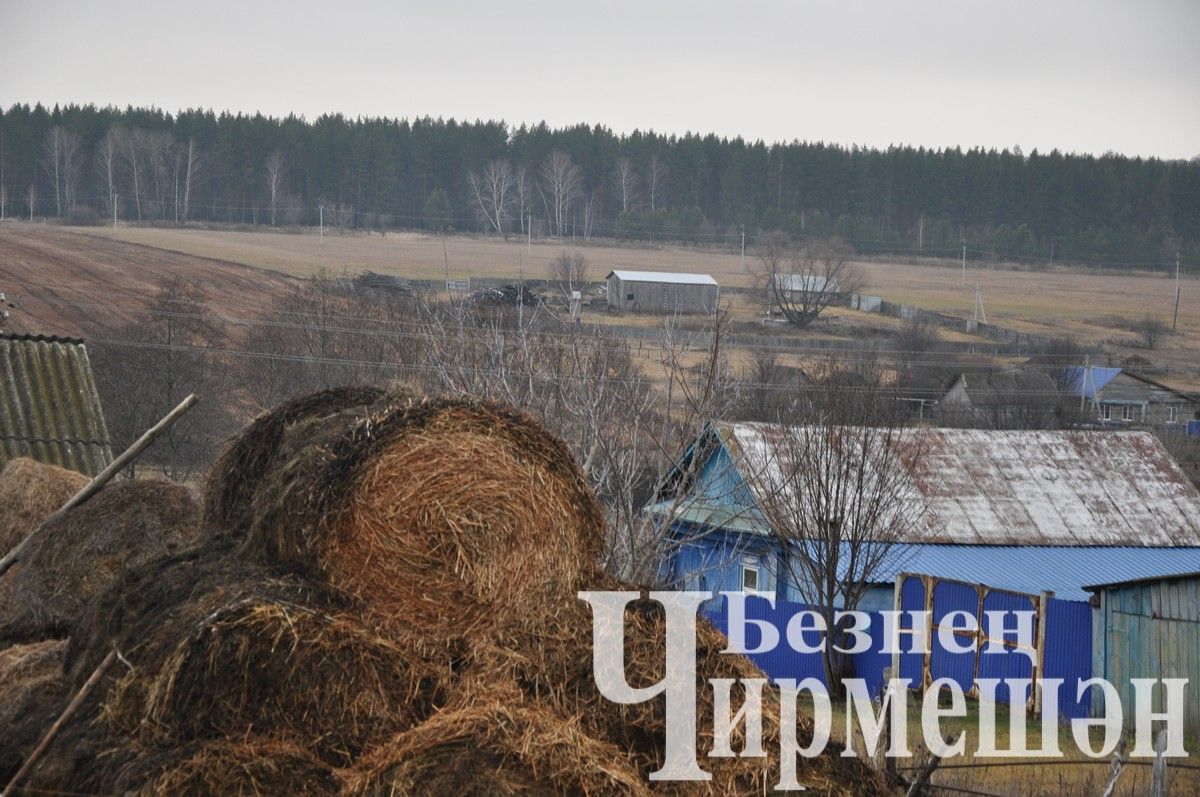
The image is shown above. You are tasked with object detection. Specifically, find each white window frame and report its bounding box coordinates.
[740,564,759,592]
[1101,404,1112,420]
[1121,404,1134,422]
[1168,405,1179,423]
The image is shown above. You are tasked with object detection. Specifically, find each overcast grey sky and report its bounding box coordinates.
[2,0,1197,159]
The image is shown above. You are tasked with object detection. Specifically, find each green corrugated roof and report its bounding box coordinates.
[0,333,113,477]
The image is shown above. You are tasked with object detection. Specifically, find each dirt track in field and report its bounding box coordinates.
[0,223,294,337]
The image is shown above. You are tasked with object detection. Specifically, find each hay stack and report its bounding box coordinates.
[101,596,448,767]
[244,398,606,635]
[346,686,650,796]
[472,591,890,796]
[0,479,202,644]
[203,385,388,534]
[0,639,67,784]
[0,457,88,552]
[117,739,342,796]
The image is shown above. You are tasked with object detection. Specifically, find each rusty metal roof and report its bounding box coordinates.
[0,333,113,477]
[719,423,1200,547]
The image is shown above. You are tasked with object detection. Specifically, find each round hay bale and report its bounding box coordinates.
[0,639,68,785]
[245,398,606,635]
[0,457,88,553]
[203,385,388,534]
[102,596,448,767]
[0,479,203,644]
[345,690,649,796]
[116,738,342,796]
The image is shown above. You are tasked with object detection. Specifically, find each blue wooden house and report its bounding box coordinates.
[654,422,1200,607]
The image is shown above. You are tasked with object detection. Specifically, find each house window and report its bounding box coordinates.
[626,292,634,301]
[1168,406,1179,423]
[1121,404,1134,422]
[741,565,759,592]
[1101,404,1112,420]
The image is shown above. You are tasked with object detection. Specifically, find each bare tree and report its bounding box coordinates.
[96,128,121,218]
[547,250,589,297]
[26,183,36,220]
[42,126,82,216]
[514,163,532,235]
[120,127,144,220]
[538,150,583,236]
[755,237,863,329]
[265,150,284,226]
[467,158,516,238]
[611,156,640,213]
[748,375,924,690]
[581,186,603,241]
[181,137,200,222]
[143,130,174,219]
[1135,316,1167,350]
[415,296,752,584]
[90,277,234,481]
[646,154,667,211]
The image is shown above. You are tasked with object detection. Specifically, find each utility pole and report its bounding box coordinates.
[1081,354,1090,414]
[961,244,967,287]
[112,194,118,228]
[1173,252,1181,332]
[740,225,746,272]
[527,214,532,257]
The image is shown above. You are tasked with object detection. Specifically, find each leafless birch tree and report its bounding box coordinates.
[646,154,667,210]
[514,163,532,235]
[467,158,516,237]
[96,128,120,217]
[538,150,583,236]
[42,126,82,216]
[265,150,284,226]
[611,156,640,213]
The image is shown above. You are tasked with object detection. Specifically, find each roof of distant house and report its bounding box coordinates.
[606,270,718,286]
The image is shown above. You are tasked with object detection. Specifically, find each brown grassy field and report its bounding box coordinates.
[72,223,1200,387]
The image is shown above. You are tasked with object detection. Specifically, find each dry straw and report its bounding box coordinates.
[0,458,87,553]
[0,639,67,786]
[0,479,201,644]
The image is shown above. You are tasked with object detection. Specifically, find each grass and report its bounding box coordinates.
[65,224,1200,389]
[799,693,1200,796]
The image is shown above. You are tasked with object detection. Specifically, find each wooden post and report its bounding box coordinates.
[0,394,198,578]
[1150,728,1170,797]
[874,667,895,776]
[904,742,944,797]
[1,650,117,797]
[1100,733,1128,797]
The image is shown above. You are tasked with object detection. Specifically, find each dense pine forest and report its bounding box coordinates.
[1,103,1197,270]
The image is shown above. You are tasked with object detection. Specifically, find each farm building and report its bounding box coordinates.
[605,270,718,314]
[1065,365,1200,427]
[0,333,113,476]
[935,369,1062,428]
[1086,571,1200,728]
[655,423,1200,608]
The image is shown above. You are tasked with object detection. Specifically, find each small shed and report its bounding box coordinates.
[0,333,113,476]
[1086,571,1200,728]
[605,270,718,314]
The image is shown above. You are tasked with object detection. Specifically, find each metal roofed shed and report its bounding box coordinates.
[0,333,113,476]
[605,270,719,314]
